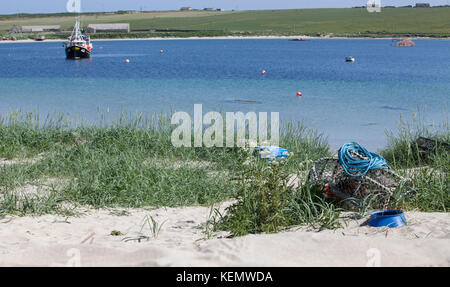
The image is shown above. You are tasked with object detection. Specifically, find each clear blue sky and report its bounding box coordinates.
[2,0,449,14]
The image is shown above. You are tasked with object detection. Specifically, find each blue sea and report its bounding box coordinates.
[0,39,449,151]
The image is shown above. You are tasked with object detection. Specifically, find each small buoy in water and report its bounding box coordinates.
[297,91,302,97]
[261,70,266,75]
[345,56,355,62]
[125,59,130,63]
[160,49,164,53]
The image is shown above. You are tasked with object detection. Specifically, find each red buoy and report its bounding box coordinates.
[125,59,130,63]
[261,70,266,75]
[160,49,164,54]
[297,91,302,97]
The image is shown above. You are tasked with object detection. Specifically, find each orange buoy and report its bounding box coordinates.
[261,70,266,75]
[125,59,130,63]
[297,91,302,97]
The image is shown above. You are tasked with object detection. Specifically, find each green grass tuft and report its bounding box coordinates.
[380,112,449,212]
[211,154,342,237]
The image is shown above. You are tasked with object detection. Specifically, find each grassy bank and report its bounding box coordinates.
[1,7,450,39]
[0,111,330,218]
[211,114,449,236]
[380,114,449,212]
[0,110,448,237]
[5,31,450,42]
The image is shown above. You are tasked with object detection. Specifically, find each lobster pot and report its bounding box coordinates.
[307,157,406,207]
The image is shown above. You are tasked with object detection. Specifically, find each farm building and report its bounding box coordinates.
[203,8,214,11]
[415,3,430,7]
[21,25,61,33]
[86,24,130,33]
[180,7,192,11]
[9,25,20,33]
[116,10,138,14]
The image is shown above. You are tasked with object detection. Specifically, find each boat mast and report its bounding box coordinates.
[71,16,81,40]
[70,0,82,41]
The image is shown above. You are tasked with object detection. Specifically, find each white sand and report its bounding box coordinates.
[0,36,314,44]
[0,205,448,267]
[1,36,449,45]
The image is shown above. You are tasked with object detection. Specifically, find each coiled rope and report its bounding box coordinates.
[338,142,388,177]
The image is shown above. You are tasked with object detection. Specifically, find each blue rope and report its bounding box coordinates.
[338,142,389,177]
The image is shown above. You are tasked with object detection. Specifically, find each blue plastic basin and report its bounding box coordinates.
[368,210,407,228]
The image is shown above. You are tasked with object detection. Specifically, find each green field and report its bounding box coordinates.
[1,7,450,38]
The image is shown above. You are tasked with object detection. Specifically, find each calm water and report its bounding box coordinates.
[0,39,449,150]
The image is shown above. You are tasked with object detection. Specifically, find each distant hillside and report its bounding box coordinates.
[1,8,449,38]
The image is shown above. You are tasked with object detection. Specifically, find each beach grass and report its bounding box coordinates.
[380,112,449,212]
[0,110,448,236]
[210,157,342,237]
[0,112,235,211]
[382,112,449,168]
[211,111,449,236]
[0,110,330,218]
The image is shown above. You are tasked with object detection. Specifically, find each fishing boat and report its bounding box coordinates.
[289,38,310,42]
[65,17,92,59]
[345,56,355,62]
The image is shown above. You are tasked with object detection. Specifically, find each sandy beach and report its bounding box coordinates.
[1,5,448,272]
[0,36,329,44]
[0,205,448,267]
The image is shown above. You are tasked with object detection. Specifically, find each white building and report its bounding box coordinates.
[86,24,130,33]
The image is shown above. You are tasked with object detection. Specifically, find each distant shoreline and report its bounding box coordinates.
[1,35,450,44]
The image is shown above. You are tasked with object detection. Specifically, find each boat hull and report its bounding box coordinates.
[65,45,90,59]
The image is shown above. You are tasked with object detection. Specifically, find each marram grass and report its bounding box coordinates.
[0,110,448,237]
[380,112,449,212]
[0,110,330,219]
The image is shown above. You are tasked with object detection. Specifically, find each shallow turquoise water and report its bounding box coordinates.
[0,39,448,150]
